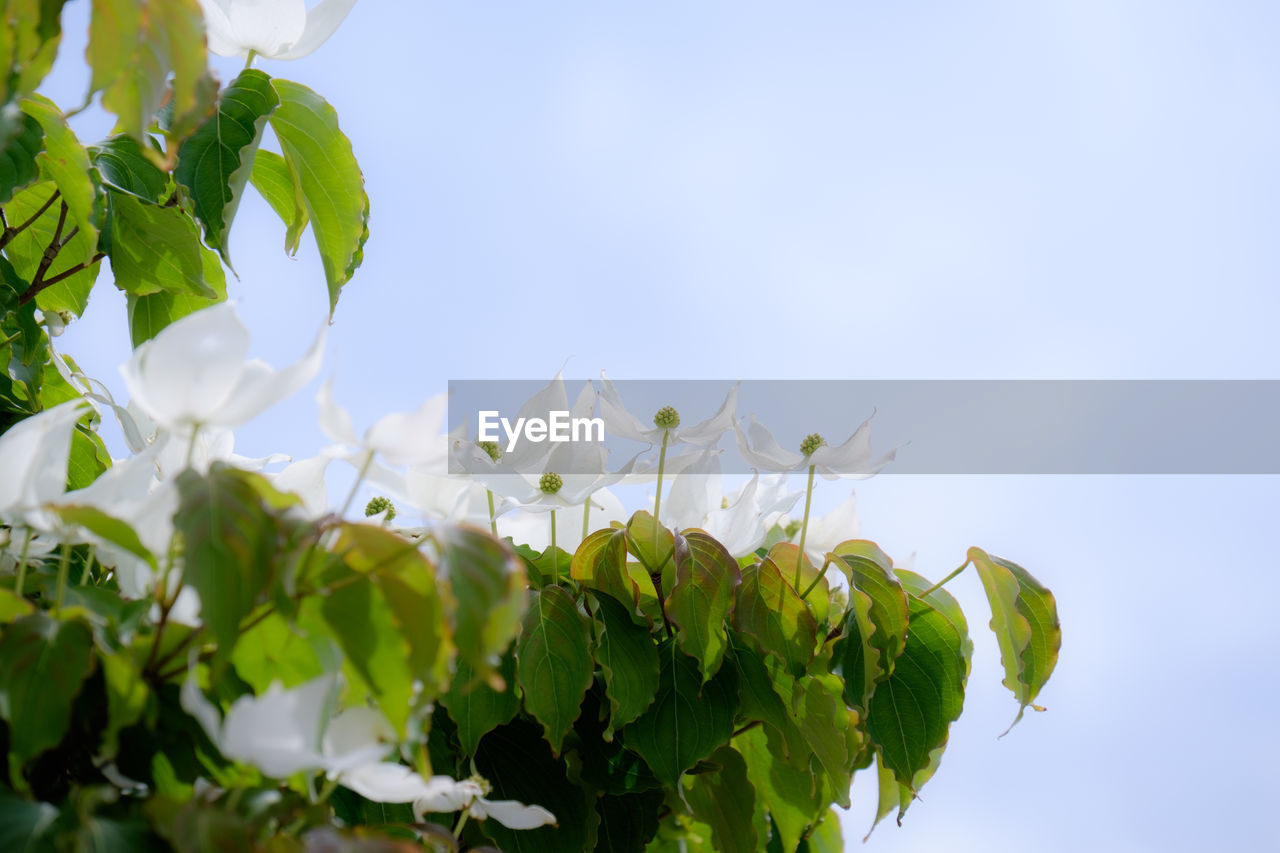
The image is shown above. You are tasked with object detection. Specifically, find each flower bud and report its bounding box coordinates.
[800,433,826,457]
[364,496,397,521]
[538,472,564,494]
[653,406,680,429]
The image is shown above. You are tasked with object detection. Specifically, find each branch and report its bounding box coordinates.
[0,189,60,250]
[18,209,105,305]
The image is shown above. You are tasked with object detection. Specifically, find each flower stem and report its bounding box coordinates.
[487,489,498,535]
[243,50,257,71]
[652,430,670,523]
[79,548,96,586]
[800,555,833,601]
[794,464,816,590]
[549,510,558,585]
[54,542,72,614]
[453,808,471,839]
[13,529,32,598]
[918,561,970,598]
[582,499,591,539]
[651,429,670,563]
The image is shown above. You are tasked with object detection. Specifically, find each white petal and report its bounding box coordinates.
[197,0,247,57]
[227,0,308,57]
[340,763,437,803]
[596,371,657,444]
[275,0,358,59]
[270,455,332,517]
[472,797,557,830]
[412,778,483,819]
[322,707,394,772]
[675,383,738,448]
[661,449,720,529]
[179,672,224,747]
[799,491,861,562]
[734,415,803,471]
[0,399,88,513]
[211,321,326,428]
[220,675,336,777]
[366,393,448,466]
[316,379,359,446]
[810,417,895,479]
[121,303,249,429]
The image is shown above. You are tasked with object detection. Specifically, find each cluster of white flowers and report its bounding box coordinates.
[1,300,894,829]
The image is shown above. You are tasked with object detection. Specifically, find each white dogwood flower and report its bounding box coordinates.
[199,0,358,61]
[734,414,896,480]
[121,302,325,435]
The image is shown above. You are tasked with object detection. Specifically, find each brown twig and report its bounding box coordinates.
[0,189,59,250]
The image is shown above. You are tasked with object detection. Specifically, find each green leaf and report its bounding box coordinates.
[798,811,842,853]
[268,79,368,314]
[100,649,148,761]
[441,647,519,757]
[571,527,641,617]
[473,718,594,853]
[729,637,803,759]
[324,525,451,733]
[515,584,593,755]
[230,607,332,694]
[0,588,35,623]
[623,640,738,787]
[734,724,826,853]
[968,546,1061,732]
[830,540,908,683]
[864,750,900,840]
[667,529,738,682]
[865,579,967,790]
[174,464,283,677]
[594,790,664,853]
[829,585,878,711]
[92,0,215,144]
[108,191,217,298]
[625,511,675,594]
[126,244,226,347]
[588,592,659,738]
[0,613,94,788]
[0,0,69,103]
[683,746,766,853]
[90,135,167,202]
[49,504,155,570]
[175,69,279,265]
[439,525,526,683]
[0,791,59,851]
[1,181,101,315]
[66,422,112,491]
[21,94,102,266]
[733,556,816,678]
[249,149,308,255]
[0,105,42,205]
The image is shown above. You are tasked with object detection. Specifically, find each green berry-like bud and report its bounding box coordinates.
[539,472,563,494]
[364,496,397,521]
[478,440,501,462]
[800,433,826,457]
[653,405,680,429]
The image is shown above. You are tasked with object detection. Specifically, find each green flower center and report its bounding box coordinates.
[478,440,501,462]
[364,496,397,521]
[800,433,826,457]
[653,405,680,429]
[539,472,563,494]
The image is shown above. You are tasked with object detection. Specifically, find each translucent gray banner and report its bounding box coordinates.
[447,380,1280,474]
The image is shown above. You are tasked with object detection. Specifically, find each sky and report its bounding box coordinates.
[38,1,1280,849]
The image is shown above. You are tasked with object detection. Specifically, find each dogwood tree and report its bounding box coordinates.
[0,3,1061,851]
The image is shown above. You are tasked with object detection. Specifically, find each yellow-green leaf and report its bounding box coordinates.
[268,79,368,314]
[968,546,1061,732]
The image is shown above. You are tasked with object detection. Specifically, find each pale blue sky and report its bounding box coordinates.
[41,1,1280,848]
